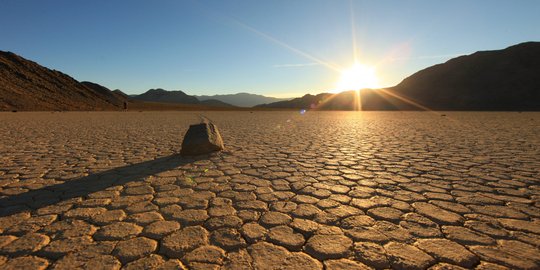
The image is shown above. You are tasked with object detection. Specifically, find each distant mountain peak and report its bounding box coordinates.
[195,92,290,107]
[131,88,235,107]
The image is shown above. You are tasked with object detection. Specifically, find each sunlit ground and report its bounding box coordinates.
[0,111,539,269]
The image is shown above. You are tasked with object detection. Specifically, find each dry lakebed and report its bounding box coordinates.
[0,111,539,269]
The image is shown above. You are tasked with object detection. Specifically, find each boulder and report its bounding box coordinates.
[180,122,224,156]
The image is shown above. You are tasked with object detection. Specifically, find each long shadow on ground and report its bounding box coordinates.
[0,154,206,217]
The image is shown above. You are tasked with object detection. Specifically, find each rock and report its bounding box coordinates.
[180,122,224,156]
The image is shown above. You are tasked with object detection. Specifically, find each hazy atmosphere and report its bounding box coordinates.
[2,0,539,97]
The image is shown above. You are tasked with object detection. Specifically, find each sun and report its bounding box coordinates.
[332,63,379,93]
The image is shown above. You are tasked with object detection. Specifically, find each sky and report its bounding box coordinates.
[1,0,539,97]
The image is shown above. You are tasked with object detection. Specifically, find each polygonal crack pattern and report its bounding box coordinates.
[0,111,539,269]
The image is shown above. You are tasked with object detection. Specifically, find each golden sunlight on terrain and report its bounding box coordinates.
[332,63,379,93]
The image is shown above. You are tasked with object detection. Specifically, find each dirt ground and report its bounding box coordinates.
[0,111,539,269]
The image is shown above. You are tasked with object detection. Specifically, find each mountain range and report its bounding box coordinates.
[130,90,288,107]
[1,41,539,111]
[131,89,234,107]
[195,93,289,107]
[0,51,283,110]
[258,42,540,110]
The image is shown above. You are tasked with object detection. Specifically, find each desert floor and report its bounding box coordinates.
[0,111,539,269]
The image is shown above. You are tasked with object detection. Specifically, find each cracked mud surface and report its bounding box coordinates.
[0,111,539,269]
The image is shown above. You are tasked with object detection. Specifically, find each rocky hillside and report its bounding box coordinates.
[0,51,121,111]
[257,42,540,110]
[389,41,540,110]
[80,81,126,107]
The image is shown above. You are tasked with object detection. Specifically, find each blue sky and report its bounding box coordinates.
[1,0,539,97]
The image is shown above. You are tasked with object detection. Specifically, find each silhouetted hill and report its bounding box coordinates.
[132,89,235,107]
[0,51,120,111]
[258,42,540,110]
[196,93,289,107]
[112,89,130,100]
[389,41,540,110]
[132,89,199,104]
[254,90,399,110]
[199,99,236,107]
[256,93,330,109]
[81,81,126,106]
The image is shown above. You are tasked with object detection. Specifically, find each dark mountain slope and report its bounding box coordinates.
[132,89,199,104]
[0,51,119,111]
[257,42,540,111]
[390,42,540,110]
[81,81,126,106]
[255,90,400,110]
[132,88,235,107]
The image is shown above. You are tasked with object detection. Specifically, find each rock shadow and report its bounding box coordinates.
[0,154,208,217]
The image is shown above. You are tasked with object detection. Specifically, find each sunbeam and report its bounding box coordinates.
[350,0,359,64]
[230,19,343,72]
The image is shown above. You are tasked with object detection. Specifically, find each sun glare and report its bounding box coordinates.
[333,63,379,93]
